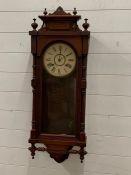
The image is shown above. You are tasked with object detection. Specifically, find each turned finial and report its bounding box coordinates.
[82,18,89,31]
[43,8,48,15]
[73,8,77,15]
[31,18,38,31]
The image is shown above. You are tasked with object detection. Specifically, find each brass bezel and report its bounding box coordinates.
[43,42,77,78]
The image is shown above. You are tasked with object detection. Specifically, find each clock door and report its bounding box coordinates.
[41,72,76,135]
[41,42,77,135]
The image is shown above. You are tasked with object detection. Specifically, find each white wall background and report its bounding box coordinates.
[0,0,131,174]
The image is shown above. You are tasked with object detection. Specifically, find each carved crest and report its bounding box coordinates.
[49,6,71,16]
[38,6,81,31]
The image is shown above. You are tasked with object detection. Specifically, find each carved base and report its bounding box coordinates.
[29,144,87,163]
[50,152,69,163]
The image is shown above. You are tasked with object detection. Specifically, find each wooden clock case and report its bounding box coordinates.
[29,6,90,163]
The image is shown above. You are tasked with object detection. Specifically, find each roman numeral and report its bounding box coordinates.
[46,58,51,61]
[51,67,56,72]
[66,52,72,57]
[52,47,56,52]
[68,59,74,62]
[65,64,72,69]
[58,69,61,74]
[59,45,62,52]
[64,68,67,72]
[64,48,67,53]
[48,52,53,55]
[47,63,54,68]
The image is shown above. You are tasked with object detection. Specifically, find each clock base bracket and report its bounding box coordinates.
[29,143,87,163]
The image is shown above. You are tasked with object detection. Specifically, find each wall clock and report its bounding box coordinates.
[29,6,90,163]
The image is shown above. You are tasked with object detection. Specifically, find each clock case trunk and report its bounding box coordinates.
[29,7,90,163]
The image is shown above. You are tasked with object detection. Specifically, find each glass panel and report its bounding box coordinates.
[41,72,76,135]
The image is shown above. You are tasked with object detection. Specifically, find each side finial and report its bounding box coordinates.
[73,8,77,15]
[31,18,38,31]
[43,8,48,15]
[82,18,89,31]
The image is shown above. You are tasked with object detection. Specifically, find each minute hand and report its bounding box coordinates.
[59,49,61,54]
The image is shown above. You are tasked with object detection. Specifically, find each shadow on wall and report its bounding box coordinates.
[26,147,85,175]
[62,153,84,175]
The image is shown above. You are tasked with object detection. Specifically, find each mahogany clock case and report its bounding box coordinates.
[29,6,90,163]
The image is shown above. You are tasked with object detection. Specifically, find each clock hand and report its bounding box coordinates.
[59,46,62,54]
[58,55,61,62]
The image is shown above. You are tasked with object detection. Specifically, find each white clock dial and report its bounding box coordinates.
[43,42,76,77]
